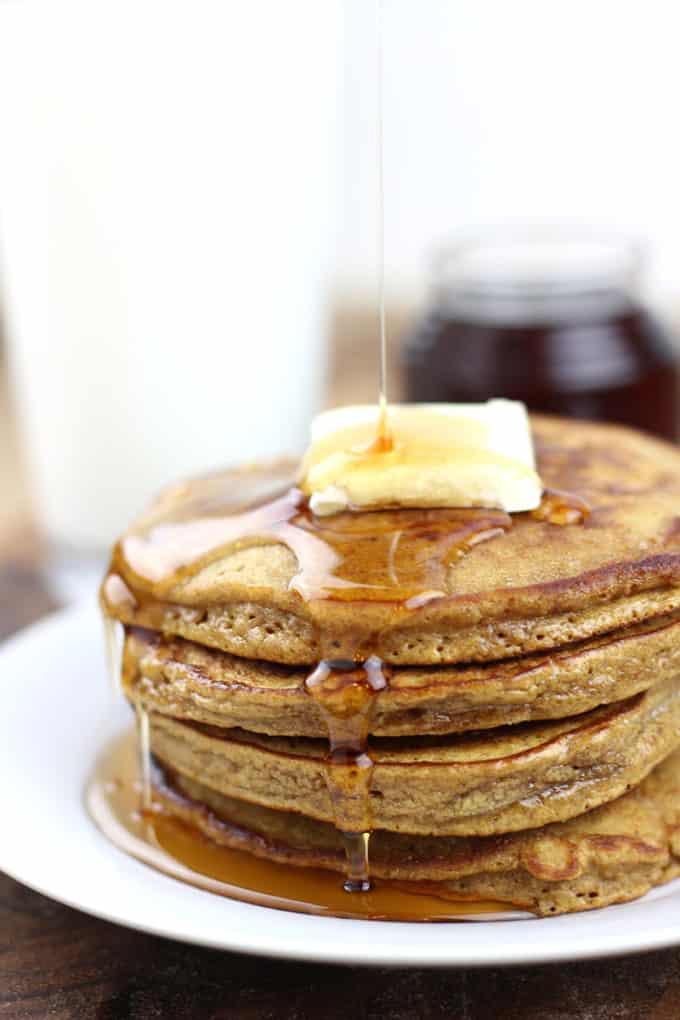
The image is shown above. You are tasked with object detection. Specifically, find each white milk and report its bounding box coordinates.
[0,0,340,550]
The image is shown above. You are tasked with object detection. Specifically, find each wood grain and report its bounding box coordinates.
[2,861,680,1020]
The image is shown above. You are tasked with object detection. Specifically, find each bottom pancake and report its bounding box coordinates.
[151,748,680,917]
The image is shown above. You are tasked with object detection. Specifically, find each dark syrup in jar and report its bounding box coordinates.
[404,233,679,441]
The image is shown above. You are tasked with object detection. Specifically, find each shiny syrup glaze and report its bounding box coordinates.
[101,472,514,885]
[102,612,122,696]
[98,472,588,912]
[105,482,514,604]
[86,730,515,920]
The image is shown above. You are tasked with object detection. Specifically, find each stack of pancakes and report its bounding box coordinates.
[102,417,680,916]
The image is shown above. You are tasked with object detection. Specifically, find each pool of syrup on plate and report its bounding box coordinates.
[86,729,514,921]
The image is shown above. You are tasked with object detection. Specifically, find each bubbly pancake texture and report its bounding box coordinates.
[151,747,680,917]
[124,612,680,737]
[102,418,680,666]
[143,673,680,837]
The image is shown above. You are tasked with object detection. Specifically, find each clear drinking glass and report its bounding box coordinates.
[0,0,341,598]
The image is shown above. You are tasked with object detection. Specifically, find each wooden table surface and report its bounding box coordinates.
[3,342,680,1019]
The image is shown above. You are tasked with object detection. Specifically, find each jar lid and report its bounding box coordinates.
[433,229,643,323]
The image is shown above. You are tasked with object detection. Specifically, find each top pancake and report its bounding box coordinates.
[101,417,680,665]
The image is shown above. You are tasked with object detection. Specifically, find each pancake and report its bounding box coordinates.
[124,611,680,737]
[144,672,680,837]
[101,418,680,666]
[151,746,680,917]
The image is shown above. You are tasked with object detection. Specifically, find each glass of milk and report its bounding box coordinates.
[0,0,340,596]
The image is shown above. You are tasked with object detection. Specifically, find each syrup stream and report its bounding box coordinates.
[305,655,389,891]
[375,0,389,449]
[102,612,122,696]
[135,702,152,811]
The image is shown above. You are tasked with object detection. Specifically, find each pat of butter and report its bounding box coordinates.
[301,399,543,516]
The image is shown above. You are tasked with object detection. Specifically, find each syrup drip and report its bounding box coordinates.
[86,731,515,921]
[374,0,390,454]
[342,832,372,894]
[531,488,591,525]
[102,611,122,696]
[305,655,389,891]
[135,702,152,811]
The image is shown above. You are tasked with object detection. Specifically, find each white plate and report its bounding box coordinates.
[2,602,680,967]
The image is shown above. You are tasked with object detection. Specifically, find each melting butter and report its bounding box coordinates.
[302,400,542,516]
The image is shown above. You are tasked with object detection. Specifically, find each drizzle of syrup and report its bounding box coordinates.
[531,488,591,526]
[86,731,513,921]
[105,488,513,606]
[135,702,152,811]
[366,413,394,454]
[102,611,123,696]
[305,656,389,891]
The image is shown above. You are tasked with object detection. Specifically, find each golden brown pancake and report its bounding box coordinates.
[102,418,680,666]
[144,673,680,837]
[151,746,680,917]
[99,413,680,918]
[124,611,680,737]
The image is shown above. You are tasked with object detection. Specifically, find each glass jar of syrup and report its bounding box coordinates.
[403,231,679,441]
